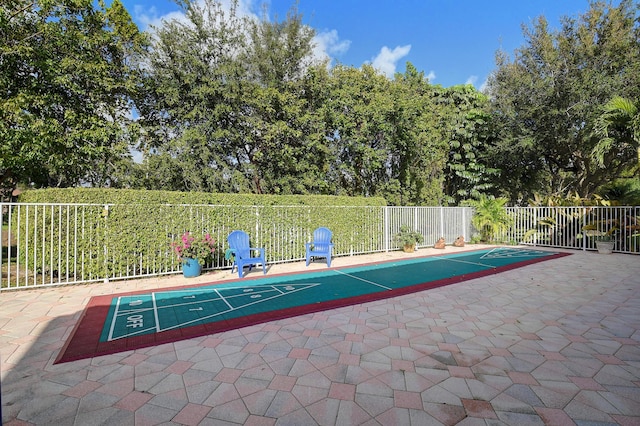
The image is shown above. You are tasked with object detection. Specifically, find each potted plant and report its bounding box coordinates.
[394,225,424,253]
[583,221,618,254]
[595,234,615,254]
[171,232,217,277]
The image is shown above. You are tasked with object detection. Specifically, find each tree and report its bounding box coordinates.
[486,0,640,203]
[0,0,146,195]
[239,7,330,194]
[134,0,248,193]
[386,63,447,206]
[437,85,499,205]
[323,64,396,198]
[137,0,325,194]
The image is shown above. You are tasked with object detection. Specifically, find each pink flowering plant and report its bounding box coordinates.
[171,232,216,265]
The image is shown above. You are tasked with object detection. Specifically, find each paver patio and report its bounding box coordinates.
[1,245,639,425]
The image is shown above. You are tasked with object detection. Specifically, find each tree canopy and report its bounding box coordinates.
[486,0,640,202]
[131,0,495,205]
[0,0,146,196]
[3,0,639,206]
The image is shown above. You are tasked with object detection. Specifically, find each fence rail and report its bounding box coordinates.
[1,203,637,291]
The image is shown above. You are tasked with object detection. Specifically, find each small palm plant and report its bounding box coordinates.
[592,96,639,168]
[469,195,513,243]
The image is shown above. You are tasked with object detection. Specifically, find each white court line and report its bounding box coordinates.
[110,250,553,339]
[109,323,158,341]
[440,257,497,269]
[480,247,502,259]
[108,297,158,341]
[215,288,234,310]
[207,285,306,312]
[157,283,320,332]
[442,247,550,268]
[479,247,552,259]
[108,285,320,340]
[152,293,160,333]
[107,297,122,341]
[334,270,393,290]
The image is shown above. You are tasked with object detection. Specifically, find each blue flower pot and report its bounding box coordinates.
[182,257,202,278]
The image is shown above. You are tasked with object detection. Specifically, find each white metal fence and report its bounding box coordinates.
[1,203,637,291]
[503,205,640,253]
[0,203,474,291]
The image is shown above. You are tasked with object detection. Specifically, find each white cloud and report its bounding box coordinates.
[133,5,183,30]
[371,45,411,78]
[133,0,258,31]
[133,0,352,72]
[311,29,351,66]
[464,75,489,91]
[478,78,489,93]
[317,30,351,55]
[132,0,346,68]
[465,75,478,86]
[426,70,436,82]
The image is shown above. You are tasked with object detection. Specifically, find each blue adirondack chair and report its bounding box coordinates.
[227,230,266,278]
[305,227,334,267]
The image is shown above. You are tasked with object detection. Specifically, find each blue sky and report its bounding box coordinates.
[118,0,591,89]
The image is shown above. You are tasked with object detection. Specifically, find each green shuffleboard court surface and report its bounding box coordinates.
[56,247,569,363]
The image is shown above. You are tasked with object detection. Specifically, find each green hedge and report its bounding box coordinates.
[18,188,386,207]
[13,189,386,281]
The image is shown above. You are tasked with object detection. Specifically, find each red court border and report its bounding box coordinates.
[55,249,571,363]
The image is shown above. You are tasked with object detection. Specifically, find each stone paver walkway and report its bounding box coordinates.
[1,246,639,425]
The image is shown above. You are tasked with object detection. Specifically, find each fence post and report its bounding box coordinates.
[533,208,537,246]
[462,208,466,241]
[255,206,260,246]
[103,204,110,283]
[384,206,389,252]
[581,207,586,251]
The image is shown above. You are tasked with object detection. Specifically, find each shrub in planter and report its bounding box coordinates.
[171,232,217,272]
[394,226,424,252]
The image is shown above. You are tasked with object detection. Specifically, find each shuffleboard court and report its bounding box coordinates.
[56,247,570,363]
